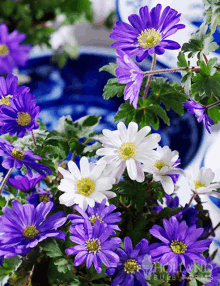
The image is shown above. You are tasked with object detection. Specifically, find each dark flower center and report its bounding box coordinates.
[12,148,25,160]
[76,177,95,196]
[0,95,13,106]
[89,215,103,225]
[16,112,31,126]
[170,240,187,254]
[23,225,39,239]
[124,259,141,274]
[39,194,49,203]
[85,238,101,254]
[0,44,9,56]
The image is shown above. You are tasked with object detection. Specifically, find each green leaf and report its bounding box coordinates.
[40,239,63,258]
[177,51,193,93]
[54,258,73,273]
[87,265,107,281]
[189,279,198,286]
[147,106,170,126]
[0,256,22,285]
[99,63,118,76]
[102,78,125,99]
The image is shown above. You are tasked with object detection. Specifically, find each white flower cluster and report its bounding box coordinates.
[57,121,220,210]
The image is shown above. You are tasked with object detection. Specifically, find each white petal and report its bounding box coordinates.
[96,147,118,156]
[95,177,114,191]
[127,122,138,142]
[90,160,106,181]
[137,133,161,149]
[90,192,108,203]
[133,126,151,145]
[100,190,116,199]
[161,176,174,195]
[68,161,81,180]
[102,129,121,147]
[80,157,90,177]
[126,158,137,180]
[57,167,71,179]
[117,122,128,142]
[59,193,75,206]
[136,161,145,182]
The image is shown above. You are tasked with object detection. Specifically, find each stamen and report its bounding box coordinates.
[39,194,50,203]
[85,238,101,254]
[194,180,206,190]
[154,160,169,171]
[23,225,39,239]
[170,240,187,254]
[11,148,25,160]
[119,142,136,160]
[76,177,95,197]
[0,95,13,106]
[124,259,141,274]
[137,28,161,49]
[0,44,9,56]
[16,112,31,126]
[89,215,103,225]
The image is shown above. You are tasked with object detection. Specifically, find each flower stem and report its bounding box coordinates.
[206,100,220,110]
[205,221,220,239]
[143,66,200,77]
[31,131,37,148]
[143,53,156,99]
[186,191,197,208]
[0,167,14,195]
[203,53,208,64]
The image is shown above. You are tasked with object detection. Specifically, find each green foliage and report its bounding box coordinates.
[177,51,193,93]
[182,23,219,60]
[203,0,220,33]
[188,262,212,285]
[99,63,118,76]
[0,256,22,285]
[40,239,63,258]
[114,78,187,130]
[146,263,170,286]
[191,58,220,99]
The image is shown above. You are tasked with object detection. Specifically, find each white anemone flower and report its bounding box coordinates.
[143,146,182,195]
[186,167,220,195]
[96,122,161,182]
[57,157,116,210]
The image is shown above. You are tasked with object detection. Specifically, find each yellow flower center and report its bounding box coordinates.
[85,238,101,254]
[124,259,141,274]
[16,112,31,126]
[0,44,9,56]
[39,194,50,203]
[0,95,13,106]
[76,177,95,197]
[194,180,206,190]
[154,160,169,171]
[170,240,187,254]
[119,142,136,160]
[23,225,39,239]
[137,28,161,49]
[89,215,103,225]
[11,148,25,160]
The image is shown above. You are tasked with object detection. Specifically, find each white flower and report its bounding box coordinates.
[57,157,116,210]
[96,122,161,182]
[143,146,182,195]
[186,167,220,195]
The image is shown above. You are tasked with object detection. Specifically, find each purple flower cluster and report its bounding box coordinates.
[26,187,55,209]
[0,200,66,258]
[149,216,212,275]
[7,173,43,192]
[65,199,122,273]
[0,24,31,74]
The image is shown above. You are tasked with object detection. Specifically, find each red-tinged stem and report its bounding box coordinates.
[0,167,14,194]
[206,100,220,110]
[31,131,37,148]
[143,53,156,99]
[143,66,200,76]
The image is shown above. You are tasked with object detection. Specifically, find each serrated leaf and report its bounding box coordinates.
[0,256,22,285]
[99,62,118,76]
[189,279,198,286]
[103,78,125,99]
[40,239,63,258]
[54,258,72,273]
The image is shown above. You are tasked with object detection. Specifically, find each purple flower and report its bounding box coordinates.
[0,200,66,258]
[106,237,149,286]
[169,158,181,184]
[68,198,121,235]
[0,24,32,74]
[183,99,214,133]
[152,205,163,214]
[0,88,40,137]
[0,138,52,177]
[116,50,143,109]
[65,220,121,273]
[7,173,43,192]
[110,4,185,62]
[26,187,55,209]
[149,216,212,275]
[0,74,23,106]
[165,194,179,208]
[175,204,199,227]
[205,258,220,286]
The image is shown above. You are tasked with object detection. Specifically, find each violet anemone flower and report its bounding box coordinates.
[0,24,32,74]
[7,173,43,192]
[106,236,150,286]
[0,200,66,258]
[116,50,143,109]
[68,198,121,234]
[175,204,199,227]
[0,138,52,177]
[205,258,220,286]
[110,4,185,62]
[165,194,179,208]
[149,216,212,275]
[65,220,121,273]
[0,88,40,137]
[183,99,214,133]
[26,187,54,209]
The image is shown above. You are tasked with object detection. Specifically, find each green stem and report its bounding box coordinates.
[143,53,156,99]
[206,100,220,110]
[0,167,14,195]
[143,66,200,77]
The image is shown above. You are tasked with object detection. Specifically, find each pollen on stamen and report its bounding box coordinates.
[194,180,206,190]
[137,28,161,49]
[16,112,31,126]
[119,142,136,160]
